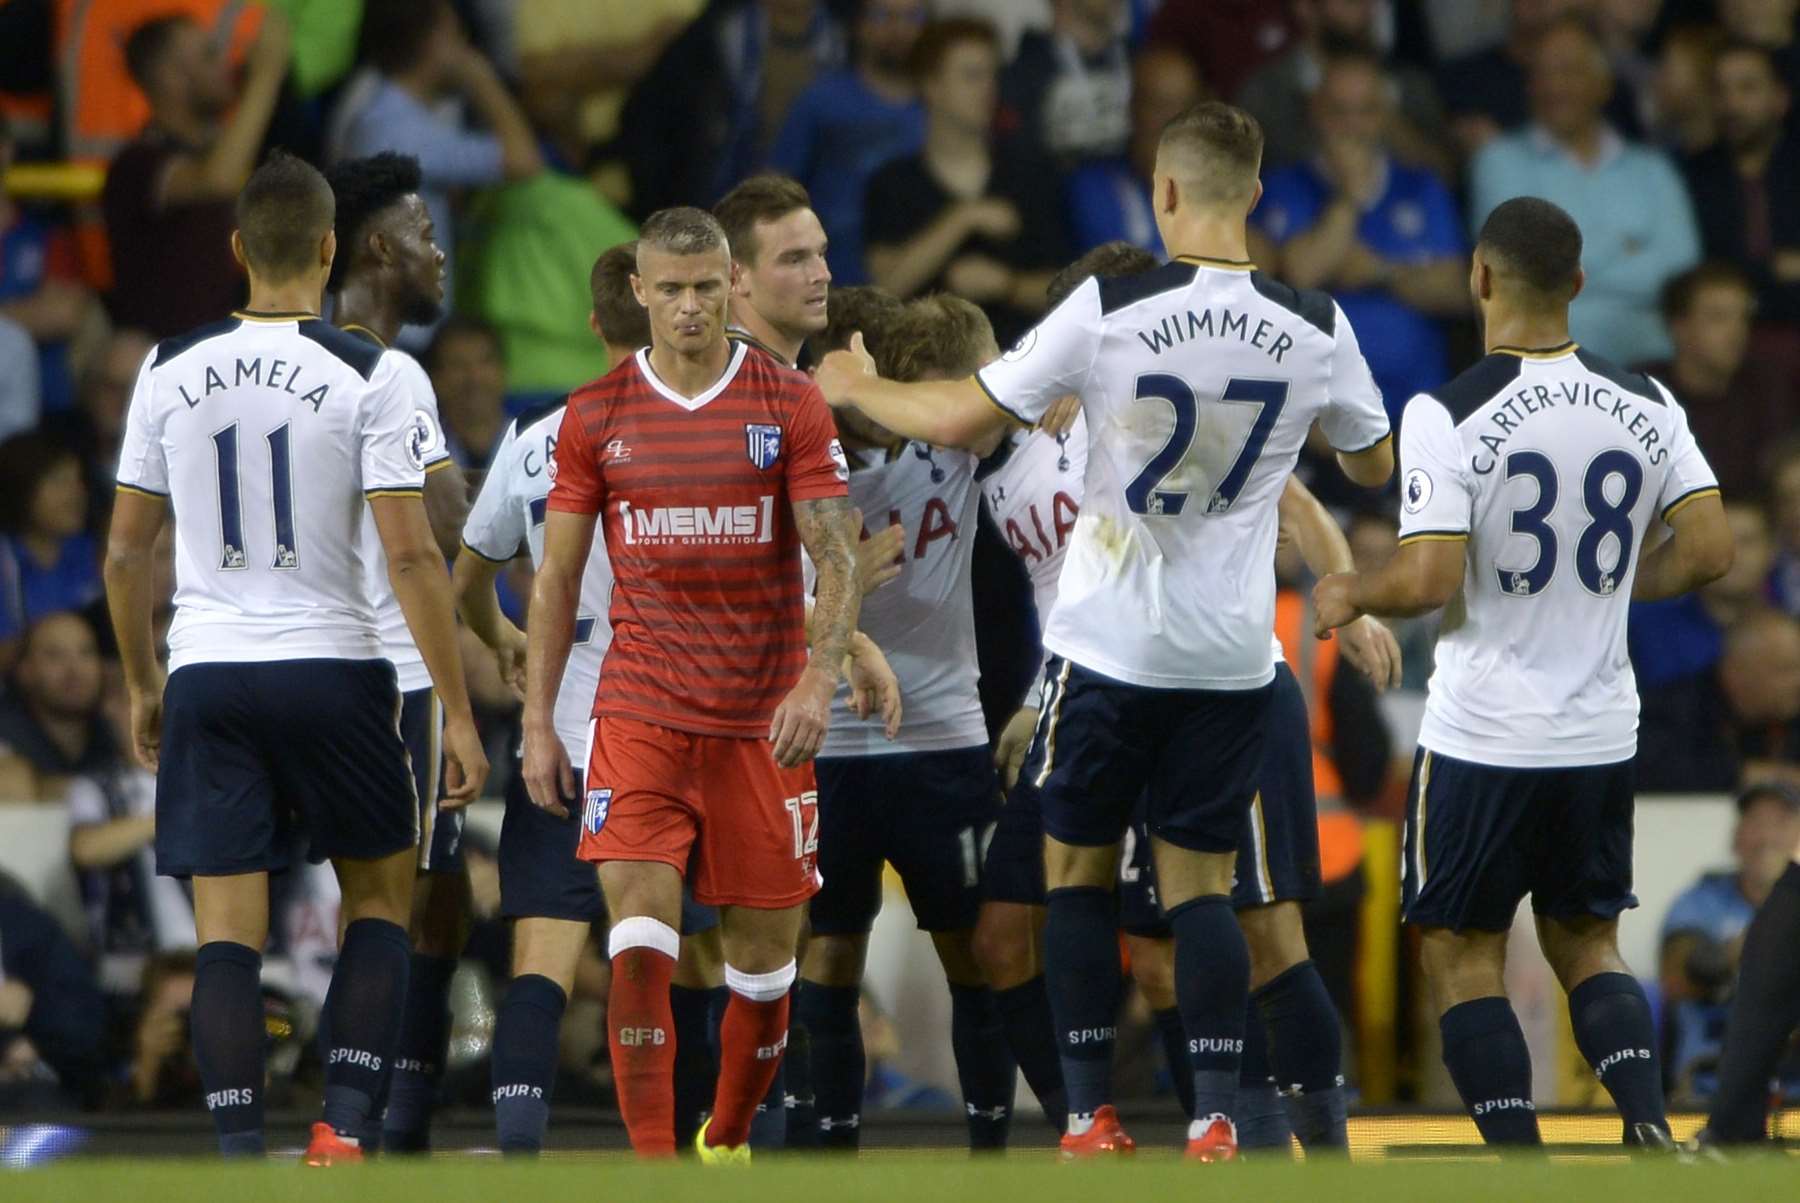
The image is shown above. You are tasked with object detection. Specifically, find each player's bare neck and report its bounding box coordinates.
[647,339,731,399]
[244,277,323,319]
[731,306,801,367]
[1481,304,1572,359]
[1164,212,1251,269]
[332,278,399,347]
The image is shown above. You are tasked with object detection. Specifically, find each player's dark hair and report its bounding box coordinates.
[1046,241,1160,308]
[591,241,651,352]
[1660,260,1754,323]
[885,295,997,382]
[638,206,729,260]
[424,313,502,373]
[324,152,423,293]
[235,151,335,281]
[123,15,193,92]
[811,284,905,367]
[713,174,813,267]
[0,431,82,535]
[1157,101,1263,203]
[1476,196,1583,298]
[360,0,453,77]
[911,17,999,82]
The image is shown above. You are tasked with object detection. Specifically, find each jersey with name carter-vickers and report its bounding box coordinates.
[463,404,617,757]
[1397,344,1718,767]
[976,258,1389,690]
[116,312,426,671]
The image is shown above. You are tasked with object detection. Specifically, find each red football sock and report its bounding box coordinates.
[708,962,797,1148]
[608,920,680,1158]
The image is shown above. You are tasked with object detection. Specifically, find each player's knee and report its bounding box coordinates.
[409,870,472,956]
[973,906,1039,989]
[1239,902,1309,989]
[1537,914,1625,989]
[336,847,418,926]
[675,927,725,988]
[1044,837,1115,891]
[801,934,867,986]
[1419,928,1507,1012]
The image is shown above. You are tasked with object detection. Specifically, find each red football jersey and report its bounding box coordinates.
[548,342,849,736]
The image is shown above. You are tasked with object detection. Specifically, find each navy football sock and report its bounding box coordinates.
[748,1045,789,1148]
[949,982,1015,1150]
[1439,997,1542,1147]
[1256,960,1347,1149]
[1152,1007,1195,1119]
[1168,895,1249,1125]
[1711,863,1800,1142]
[321,918,412,1141]
[795,982,862,1149]
[383,953,457,1152]
[784,1022,820,1149]
[1044,887,1121,1121]
[1568,972,1668,1142]
[994,976,1067,1131]
[192,941,266,1158]
[670,983,722,1149]
[491,974,566,1155]
[1234,999,1292,1151]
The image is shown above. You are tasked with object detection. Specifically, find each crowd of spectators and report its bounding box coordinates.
[1,0,1799,1117]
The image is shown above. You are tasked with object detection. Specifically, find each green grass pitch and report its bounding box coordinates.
[10,1154,1798,1203]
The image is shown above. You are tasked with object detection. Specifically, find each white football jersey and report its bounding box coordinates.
[977,258,1389,690]
[814,440,988,757]
[463,404,616,758]
[346,336,452,692]
[116,313,427,671]
[1398,344,1718,767]
[982,413,1087,625]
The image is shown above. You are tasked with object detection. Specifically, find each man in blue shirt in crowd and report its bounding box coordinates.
[1252,49,1465,423]
[770,0,928,285]
[1468,18,1698,365]
[1661,785,1800,1103]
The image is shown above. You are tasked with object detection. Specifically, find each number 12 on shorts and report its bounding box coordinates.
[784,791,820,861]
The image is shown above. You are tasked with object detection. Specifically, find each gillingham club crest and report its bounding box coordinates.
[584,789,612,835]
[746,423,783,469]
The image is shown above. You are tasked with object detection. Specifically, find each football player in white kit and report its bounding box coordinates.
[452,247,635,1157]
[797,294,1017,1152]
[325,151,471,1154]
[817,101,1393,1161]
[970,242,1398,1153]
[1315,197,1734,1150]
[103,153,486,1163]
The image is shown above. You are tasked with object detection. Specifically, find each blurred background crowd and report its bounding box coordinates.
[0,0,1798,1128]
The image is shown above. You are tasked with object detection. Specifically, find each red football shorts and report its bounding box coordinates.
[576,716,821,909]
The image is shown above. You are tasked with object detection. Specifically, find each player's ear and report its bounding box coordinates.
[589,311,604,339]
[630,272,647,308]
[730,258,745,297]
[1248,177,1264,216]
[1160,174,1179,216]
[320,228,337,273]
[230,229,248,271]
[1567,266,1586,303]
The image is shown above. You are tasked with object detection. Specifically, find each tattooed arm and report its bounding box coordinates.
[771,495,862,768]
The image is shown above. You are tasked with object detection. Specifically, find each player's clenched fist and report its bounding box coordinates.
[814,332,878,407]
[521,721,575,818]
[440,717,490,808]
[770,664,836,768]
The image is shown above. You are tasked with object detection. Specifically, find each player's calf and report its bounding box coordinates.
[977,902,1065,1131]
[1539,915,1669,1144]
[491,917,590,1156]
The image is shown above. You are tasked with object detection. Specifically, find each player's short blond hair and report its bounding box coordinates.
[884,295,997,383]
[1156,101,1263,208]
[637,206,729,261]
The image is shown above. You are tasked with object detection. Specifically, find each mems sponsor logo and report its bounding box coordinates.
[617,497,775,546]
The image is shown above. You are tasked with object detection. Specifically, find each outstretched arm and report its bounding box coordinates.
[1314,535,1466,634]
[815,338,1017,450]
